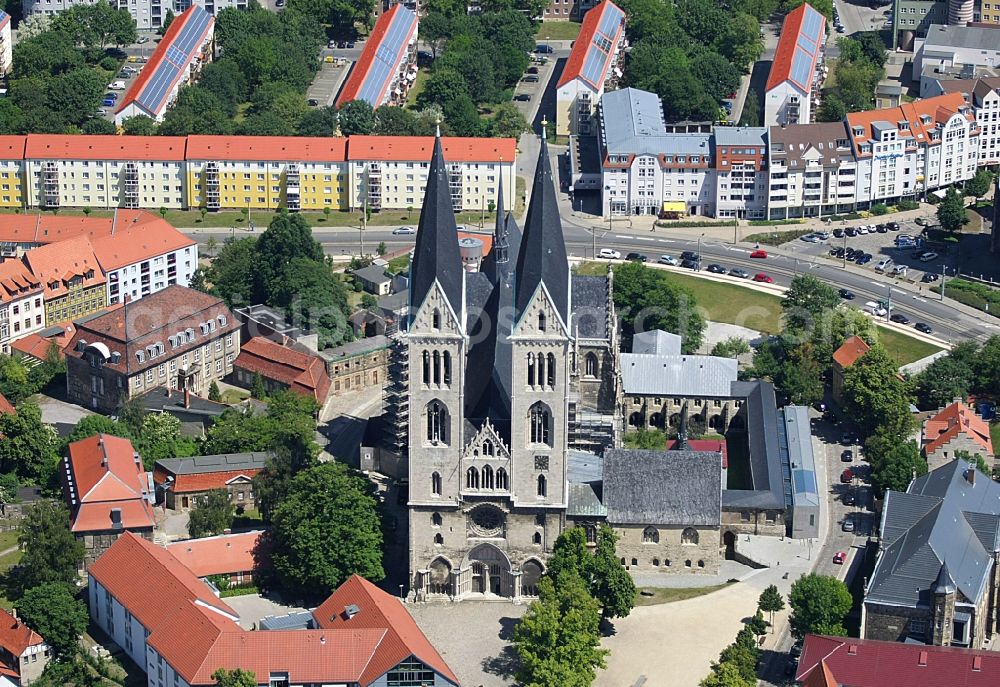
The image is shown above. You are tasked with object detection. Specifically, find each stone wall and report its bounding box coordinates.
[328,346,389,396]
[611,523,721,576]
[863,602,932,643]
[722,509,786,537]
[925,434,994,472]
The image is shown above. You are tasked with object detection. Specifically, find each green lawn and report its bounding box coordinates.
[0,530,18,553]
[535,21,582,40]
[219,388,249,404]
[876,325,945,366]
[990,423,1000,454]
[745,228,815,246]
[634,582,734,606]
[406,67,431,107]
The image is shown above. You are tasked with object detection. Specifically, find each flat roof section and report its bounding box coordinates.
[335,4,417,108]
[117,5,214,118]
[558,0,625,90]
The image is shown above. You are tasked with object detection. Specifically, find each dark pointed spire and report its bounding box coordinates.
[675,403,690,451]
[514,120,569,326]
[934,562,956,595]
[409,129,463,319]
[481,165,506,284]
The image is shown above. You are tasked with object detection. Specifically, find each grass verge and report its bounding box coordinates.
[634,582,734,606]
[219,388,249,404]
[745,228,815,245]
[535,21,582,40]
[876,325,944,366]
[407,68,431,107]
[992,423,1000,455]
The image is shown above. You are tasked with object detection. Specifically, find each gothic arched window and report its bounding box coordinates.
[432,350,441,385]
[529,403,552,446]
[443,350,452,386]
[432,309,441,330]
[431,472,441,496]
[538,311,546,332]
[466,467,480,489]
[482,440,493,456]
[682,527,699,545]
[642,526,659,544]
[496,467,509,490]
[482,465,494,490]
[422,350,430,385]
[426,401,448,444]
[585,352,598,377]
[546,353,556,387]
[537,474,547,497]
[526,352,535,386]
[431,512,442,527]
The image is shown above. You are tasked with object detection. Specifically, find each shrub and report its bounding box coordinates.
[99,57,120,72]
[897,200,919,211]
[870,203,889,215]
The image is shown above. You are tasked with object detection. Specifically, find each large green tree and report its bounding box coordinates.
[783,274,840,334]
[0,401,59,481]
[336,100,376,136]
[788,574,853,639]
[16,583,88,657]
[965,167,994,201]
[841,344,914,439]
[865,431,927,497]
[15,501,84,595]
[613,262,706,353]
[252,212,325,302]
[513,575,608,687]
[205,237,257,307]
[914,351,974,409]
[937,186,968,233]
[188,489,236,538]
[266,462,384,599]
[590,524,636,620]
[700,661,756,687]
[212,669,257,687]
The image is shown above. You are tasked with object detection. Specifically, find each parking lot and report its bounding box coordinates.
[307,57,352,107]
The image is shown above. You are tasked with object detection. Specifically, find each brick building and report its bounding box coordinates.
[64,286,240,412]
[232,336,331,404]
[153,452,270,510]
[62,434,155,566]
[922,400,994,471]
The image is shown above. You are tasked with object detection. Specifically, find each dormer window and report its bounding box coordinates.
[853,126,863,136]
[136,351,145,363]
[168,336,176,348]
[218,315,227,327]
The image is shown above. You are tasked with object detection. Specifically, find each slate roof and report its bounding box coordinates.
[620,353,738,396]
[408,133,464,318]
[796,634,1000,687]
[603,449,722,526]
[600,88,712,159]
[722,380,784,510]
[867,460,1000,609]
[632,329,681,355]
[514,131,569,327]
[154,452,271,477]
[923,23,1000,52]
[353,264,392,285]
[571,275,609,339]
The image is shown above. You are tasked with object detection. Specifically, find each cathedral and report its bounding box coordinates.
[404,128,618,601]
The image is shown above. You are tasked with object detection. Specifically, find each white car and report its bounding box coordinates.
[891,264,908,276]
[108,81,127,90]
[599,248,621,259]
[865,301,887,317]
[874,258,894,272]
[856,226,869,235]
[392,226,415,235]
[919,251,939,262]
[95,108,107,115]
[658,255,678,266]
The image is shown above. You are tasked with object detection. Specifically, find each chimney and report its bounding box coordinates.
[184,388,190,409]
[110,508,122,530]
[968,468,976,486]
[133,452,141,466]
[918,651,928,667]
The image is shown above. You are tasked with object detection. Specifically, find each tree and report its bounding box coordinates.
[715,13,763,72]
[757,584,785,630]
[372,105,418,136]
[212,669,257,687]
[488,102,529,139]
[0,401,59,481]
[690,51,741,103]
[614,261,706,353]
[159,9,176,36]
[205,237,257,307]
[298,106,338,136]
[198,59,250,117]
[715,627,760,683]
[208,381,222,402]
[13,30,85,79]
[82,118,116,134]
[817,92,847,122]
[853,31,887,68]
[188,489,235,538]
[121,115,158,136]
[788,574,853,639]
[965,167,993,201]
[513,575,608,687]
[336,100,375,136]
[783,274,840,334]
[711,337,751,359]
[16,583,88,657]
[418,68,468,109]
[937,186,968,233]
[15,501,84,594]
[250,372,267,399]
[971,335,1000,395]
[590,524,635,620]
[738,89,759,126]
[269,258,351,348]
[841,344,914,439]
[914,353,973,409]
[252,213,324,301]
[748,609,769,637]
[699,661,755,687]
[133,412,197,468]
[865,432,926,497]
[420,12,451,58]
[266,462,384,599]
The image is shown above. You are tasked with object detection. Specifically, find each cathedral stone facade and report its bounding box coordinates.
[405,130,616,601]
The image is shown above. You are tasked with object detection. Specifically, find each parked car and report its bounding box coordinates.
[831,247,846,258]
[705,263,725,274]
[838,288,855,300]
[307,98,319,106]
[857,254,873,265]
[833,551,847,564]
[535,43,554,53]
[658,255,678,266]
[729,268,750,278]
[891,264,908,276]
[346,41,356,48]
[875,224,889,233]
[888,222,901,231]
[680,258,698,269]
[842,517,855,533]
[514,94,531,102]
[137,35,150,44]
[841,449,854,462]
[840,431,857,445]
[921,272,939,283]
[865,301,887,316]
[523,75,539,82]
[328,39,337,48]
[842,491,855,506]
[919,251,939,262]
[845,227,857,236]
[102,97,116,107]
[890,312,910,324]
[753,272,774,283]
[680,250,700,261]
[856,225,869,235]
[95,108,107,115]
[625,252,647,262]
[598,248,621,259]
[875,258,894,272]
[527,66,539,74]
[915,322,933,334]
[833,228,845,238]
[800,233,821,243]
[750,249,768,258]
[392,226,415,235]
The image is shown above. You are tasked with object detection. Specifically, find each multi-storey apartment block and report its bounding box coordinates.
[23,0,243,31]
[0,11,11,77]
[115,6,214,124]
[768,122,858,219]
[335,4,418,109]
[936,76,1000,166]
[0,260,44,354]
[22,235,107,326]
[764,3,826,127]
[555,0,626,136]
[65,286,240,412]
[713,127,769,220]
[23,135,188,210]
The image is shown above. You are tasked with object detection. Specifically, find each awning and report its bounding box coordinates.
[662,201,686,212]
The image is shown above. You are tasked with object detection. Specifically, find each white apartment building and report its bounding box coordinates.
[555,0,626,136]
[713,127,769,220]
[346,136,517,213]
[0,260,45,354]
[935,76,1000,166]
[768,122,858,219]
[23,136,188,210]
[24,0,243,32]
[764,3,826,127]
[0,11,11,77]
[598,88,714,217]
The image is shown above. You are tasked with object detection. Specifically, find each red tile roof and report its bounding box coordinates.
[90,535,460,687]
[0,393,13,416]
[89,217,196,272]
[766,3,826,92]
[166,531,262,577]
[314,575,461,686]
[186,135,347,162]
[24,134,187,161]
[796,634,1000,687]
[666,438,728,468]
[22,235,106,300]
[65,434,155,533]
[336,4,418,107]
[0,136,25,159]
[64,285,238,376]
[0,259,41,305]
[234,337,331,402]
[167,469,260,494]
[923,401,993,456]
[0,607,45,660]
[846,93,975,156]
[347,135,515,163]
[832,335,870,369]
[557,0,626,90]
[0,211,168,247]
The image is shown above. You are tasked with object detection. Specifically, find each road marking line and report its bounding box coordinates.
[614,234,630,239]
[633,236,655,241]
[870,281,883,287]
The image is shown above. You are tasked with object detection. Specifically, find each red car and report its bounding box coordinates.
[833,551,847,565]
[750,249,768,258]
[840,468,853,483]
[753,273,773,283]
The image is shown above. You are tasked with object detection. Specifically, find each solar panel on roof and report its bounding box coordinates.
[793,469,817,495]
[789,46,814,89]
[596,4,624,38]
[799,6,824,44]
[134,7,212,114]
[796,31,818,55]
[354,6,416,106]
